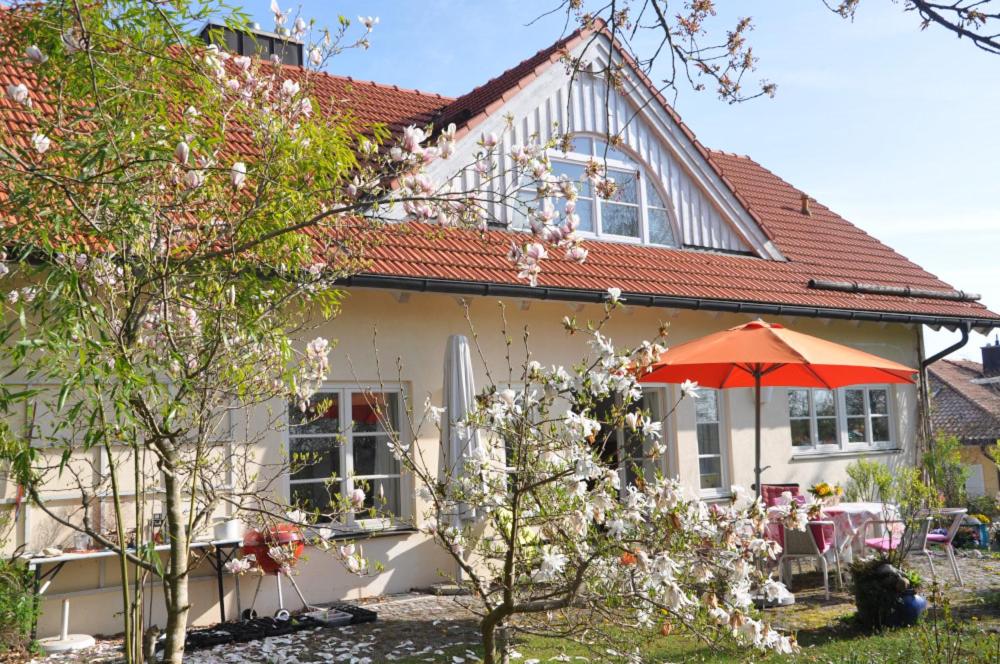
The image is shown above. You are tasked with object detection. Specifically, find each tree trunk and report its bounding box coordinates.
[160,466,190,664]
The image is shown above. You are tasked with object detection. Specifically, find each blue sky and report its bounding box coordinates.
[239,1,999,361]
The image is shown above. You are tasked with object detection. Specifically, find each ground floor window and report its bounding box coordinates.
[787,385,894,453]
[288,387,403,526]
[695,389,728,495]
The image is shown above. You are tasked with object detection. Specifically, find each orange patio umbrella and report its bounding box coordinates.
[639,320,917,496]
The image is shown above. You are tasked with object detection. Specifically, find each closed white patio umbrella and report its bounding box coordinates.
[441,334,484,527]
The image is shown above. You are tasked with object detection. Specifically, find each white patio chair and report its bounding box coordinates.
[861,516,935,582]
[926,508,967,586]
[778,520,843,600]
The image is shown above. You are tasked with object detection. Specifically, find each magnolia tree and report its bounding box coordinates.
[369,300,799,663]
[0,2,592,662]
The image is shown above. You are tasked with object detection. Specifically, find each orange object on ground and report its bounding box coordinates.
[639,320,916,495]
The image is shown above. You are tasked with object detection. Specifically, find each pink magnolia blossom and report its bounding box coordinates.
[349,487,366,509]
[25,45,47,64]
[174,141,190,165]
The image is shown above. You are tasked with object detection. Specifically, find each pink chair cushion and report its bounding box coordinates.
[926,533,949,543]
[864,536,899,552]
[761,485,800,508]
[811,523,835,553]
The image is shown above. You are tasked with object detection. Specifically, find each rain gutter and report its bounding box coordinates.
[339,274,1000,332]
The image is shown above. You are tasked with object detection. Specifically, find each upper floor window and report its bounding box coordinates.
[788,386,894,453]
[516,135,678,246]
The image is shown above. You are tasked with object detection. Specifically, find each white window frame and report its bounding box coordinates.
[287,384,407,530]
[787,385,896,455]
[695,388,730,498]
[513,134,680,247]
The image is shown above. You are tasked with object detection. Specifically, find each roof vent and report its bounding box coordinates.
[983,337,1000,377]
[199,22,303,67]
[801,194,811,217]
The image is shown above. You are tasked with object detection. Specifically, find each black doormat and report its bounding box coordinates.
[323,602,378,624]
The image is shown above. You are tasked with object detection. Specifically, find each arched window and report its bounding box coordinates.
[549,135,678,246]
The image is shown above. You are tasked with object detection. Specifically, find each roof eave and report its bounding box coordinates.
[340,273,1000,331]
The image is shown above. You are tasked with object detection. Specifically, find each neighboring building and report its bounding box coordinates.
[929,342,1000,498]
[2,20,999,637]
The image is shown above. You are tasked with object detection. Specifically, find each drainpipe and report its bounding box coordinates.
[918,323,971,456]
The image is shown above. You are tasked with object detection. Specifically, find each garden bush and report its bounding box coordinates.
[845,459,894,503]
[922,434,968,507]
[0,556,37,657]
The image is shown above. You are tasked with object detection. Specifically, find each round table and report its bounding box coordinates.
[823,501,898,562]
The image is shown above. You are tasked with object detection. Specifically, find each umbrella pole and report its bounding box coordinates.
[754,371,762,498]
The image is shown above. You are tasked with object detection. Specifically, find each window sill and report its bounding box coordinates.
[700,490,732,502]
[791,447,902,461]
[306,524,417,543]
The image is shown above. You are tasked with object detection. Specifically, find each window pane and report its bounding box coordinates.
[568,136,592,155]
[551,161,591,196]
[814,390,836,417]
[790,419,812,447]
[290,436,341,481]
[352,435,400,477]
[872,416,890,443]
[601,202,639,237]
[817,418,838,445]
[354,477,401,517]
[699,457,722,490]
[788,389,810,418]
[290,481,341,515]
[289,393,340,434]
[696,423,720,456]
[695,390,719,423]
[648,208,675,246]
[575,197,594,232]
[845,389,865,416]
[869,389,889,415]
[351,392,399,433]
[594,140,634,165]
[605,169,638,205]
[847,416,867,443]
[646,179,667,209]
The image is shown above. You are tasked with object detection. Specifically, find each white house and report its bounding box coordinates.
[2,21,998,638]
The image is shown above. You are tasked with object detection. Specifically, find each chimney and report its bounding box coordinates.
[801,194,811,217]
[982,337,1000,377]
[199,22,303,67]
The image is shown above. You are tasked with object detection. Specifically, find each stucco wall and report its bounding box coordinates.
[3,286,923,637]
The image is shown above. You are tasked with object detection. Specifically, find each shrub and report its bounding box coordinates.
[849,554,918,630]
[845,459,894,503]
[922,434,969,507]
[0,556,37,656]
[966,494,1000,520]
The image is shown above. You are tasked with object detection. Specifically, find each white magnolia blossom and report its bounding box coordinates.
[5,82,30,107]
[358,16,379,30]
[680,379,701,399]
[349,487,366,509]
[606,287,623,304]
[174,140,190,165]
[230,161,247,189]
[31,133,50,154]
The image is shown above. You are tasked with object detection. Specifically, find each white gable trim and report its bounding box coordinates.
[425,36,784,260]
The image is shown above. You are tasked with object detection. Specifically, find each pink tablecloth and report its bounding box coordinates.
[823,502,898,561]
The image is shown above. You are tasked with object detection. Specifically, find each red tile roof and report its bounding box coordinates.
[929,360,1000,443]
[1,15,996,325]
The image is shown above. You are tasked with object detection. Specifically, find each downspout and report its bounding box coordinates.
[918,323,971,457]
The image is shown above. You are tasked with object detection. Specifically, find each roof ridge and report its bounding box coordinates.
[263,59,453,101]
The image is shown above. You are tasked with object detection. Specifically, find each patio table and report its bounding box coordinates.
[823,501,898,562]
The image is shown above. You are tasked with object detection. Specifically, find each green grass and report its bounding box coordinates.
[396,613,1000,663]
